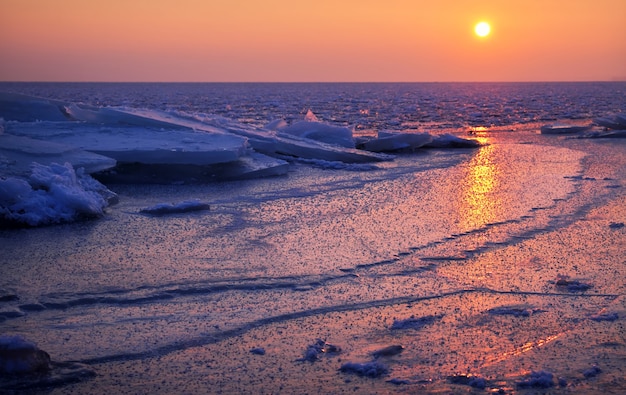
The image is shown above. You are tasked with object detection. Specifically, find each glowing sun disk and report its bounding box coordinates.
[475,22,491,37]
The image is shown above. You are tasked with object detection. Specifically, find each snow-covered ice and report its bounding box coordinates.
[0,162,116,227]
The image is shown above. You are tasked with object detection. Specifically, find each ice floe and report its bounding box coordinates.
[298,339,341,362]
[516,370,556,388]
[390,314,443,330]
[448,374,487,389]
[540,124,591,134]
[0,134,116,177]
[339,361,389,378]
[371,345,404,358]
[0,335,51,374]
[139,200,211,215]
[0,162,116,227]
[276,110,355,148]
[357,130,433,152]
[0,335,95,391]
[594,113,626,130]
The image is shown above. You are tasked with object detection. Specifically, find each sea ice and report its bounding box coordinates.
[371,345,404,358]
[516,370,555,388]
[594,114,626,130]
[299,339,341,362]
[583,365,602,378]
[487,305,532,317]
[339,361,389,378]
[0,162,116,227]
[358,131,433,152]
[0,134,116,177]
[390,314,442,330]
[140,200,211,215]
[279,116,355,148]
[448,374,487,389]
[15,124,249,166]
[424,133,482,148]
[540,124,591,134]
[0,335,51,374]
[0,92,68,122]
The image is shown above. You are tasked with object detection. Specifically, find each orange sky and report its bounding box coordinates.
[1,0,625,82]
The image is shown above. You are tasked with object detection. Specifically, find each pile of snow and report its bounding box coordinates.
[0,335,51,374]
[0,162,116,227]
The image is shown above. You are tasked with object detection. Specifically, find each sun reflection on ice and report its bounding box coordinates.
[460,144,502,230]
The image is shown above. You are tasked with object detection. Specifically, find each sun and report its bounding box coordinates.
[474,22,491,37]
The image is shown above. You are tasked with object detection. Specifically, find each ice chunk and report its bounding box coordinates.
[95,151,289,184]
[0,134,116,176]
[140,200,211,215]
[304,109,319,122]
[0,162,116,227]
[359,131,432,152]
[20,126,248,166]
[281,121,355,148]
[0,92,69,122]
[390,314,442,330]
[0,335,51,374]
[540,124,591,134]
[594,114,626,130]
[516,370,555,388]
[65,103,192,129]
[339,361,389,378]
[424,133,481,148]
[265,119,288,130]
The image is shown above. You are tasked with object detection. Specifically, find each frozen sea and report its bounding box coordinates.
[1,82,626,394]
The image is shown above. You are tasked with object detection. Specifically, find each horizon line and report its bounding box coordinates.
[1,80,625,84]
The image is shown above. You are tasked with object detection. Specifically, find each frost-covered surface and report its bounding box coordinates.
[0,162,116,227]
[0,83,625,393]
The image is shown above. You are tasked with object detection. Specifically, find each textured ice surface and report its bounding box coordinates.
[0,134,116,176]
[0,83,625,393]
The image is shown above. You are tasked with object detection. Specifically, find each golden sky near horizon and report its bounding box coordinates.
[1,0,625,82]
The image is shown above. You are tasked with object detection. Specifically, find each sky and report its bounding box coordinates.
[1,0,625,82]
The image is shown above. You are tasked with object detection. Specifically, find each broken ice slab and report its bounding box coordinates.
[357,130,433,152]
[8,123,249,166]
[0,134,116,177]
[540,124,591,134]
[0,92,69,122]
[94,151,289,184]
[594,114,626,130]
